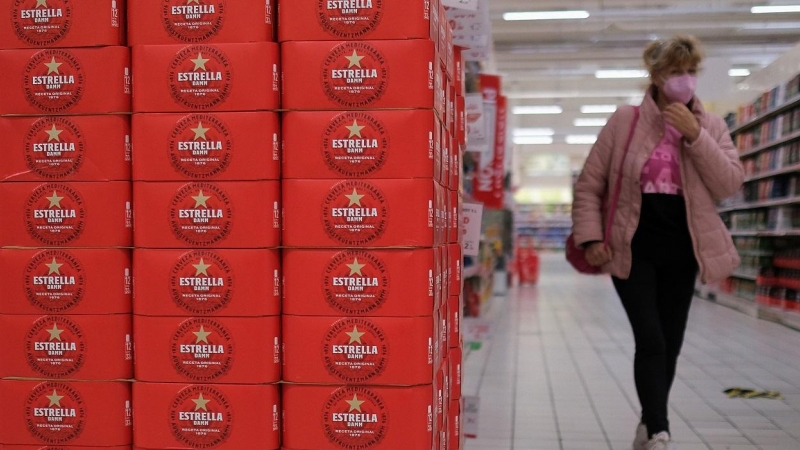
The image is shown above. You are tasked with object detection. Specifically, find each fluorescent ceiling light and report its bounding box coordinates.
[513,105,563,115]
[595,69,649,79]
[503,10,590,21]
[514,136,554,145]
[580,105,617,114]
[574,118,608,127]
[729,68,751,77]
[514,128,555,137]
[751,5,800,14]
[566,135,598,144]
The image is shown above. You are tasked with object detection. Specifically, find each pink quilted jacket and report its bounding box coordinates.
[572,91,743,283]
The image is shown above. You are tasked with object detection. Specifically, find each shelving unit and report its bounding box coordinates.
[514,203,572,251]
[712,68,800,332]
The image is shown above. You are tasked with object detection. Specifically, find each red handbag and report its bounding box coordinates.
[566,106,640,274]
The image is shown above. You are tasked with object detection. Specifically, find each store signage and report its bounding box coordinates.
[472,75,505,209]
[443,0,479,11]
[463,395,480,438]
[462,202,483,257]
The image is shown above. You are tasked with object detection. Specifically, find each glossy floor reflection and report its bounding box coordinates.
[463,254,800,450]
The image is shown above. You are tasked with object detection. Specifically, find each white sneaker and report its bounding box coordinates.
[633,422,648,450]
[645,431,672,450]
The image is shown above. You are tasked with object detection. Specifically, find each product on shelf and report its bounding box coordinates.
[132,112,280,181]
[0,0,125,49]
[131,42,280,113]
[0,115,131,182]
[0,47,131,115]
[127,0,275,45]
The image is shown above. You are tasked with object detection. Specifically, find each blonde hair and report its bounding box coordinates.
[644,35,704,75]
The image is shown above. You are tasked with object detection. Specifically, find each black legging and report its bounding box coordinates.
[612,232,698,438]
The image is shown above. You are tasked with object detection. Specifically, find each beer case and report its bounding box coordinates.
[0,115,131,182]
[132,111,280,181]
[282,40,444,114]
[133,315,280,384]
[127,0,275,45]
[0,0,126,49]
[0,46,131,115]
[0,248,131,315]
[133,382,280,450]
[0,314,132,380]
[282,179,447,248]
[132,181,280,249]
[133,249,281,317]
[0,181,132,248]
[131,42,280,113]
[282,315,435,386]
[0,380,132,447]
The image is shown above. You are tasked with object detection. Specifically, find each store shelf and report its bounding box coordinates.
[738,128,800,159]
[744,162,800,183]
[718,195,797,213]
[730,270,758,281]
[729,94,800,135]
[707,290,760,318]
[736,249,774,256]
[758,305,800,332]
[729,229,800,237]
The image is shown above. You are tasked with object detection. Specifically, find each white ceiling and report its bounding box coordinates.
[488,0,800,185]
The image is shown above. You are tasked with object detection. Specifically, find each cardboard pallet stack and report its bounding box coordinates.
[279,1,465,449]
[0,1,134,448]
[127,2,282,449]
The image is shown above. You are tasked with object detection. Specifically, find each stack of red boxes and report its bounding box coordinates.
[0,1,133,449]
[127,2,282,449]
[279,1,465,449]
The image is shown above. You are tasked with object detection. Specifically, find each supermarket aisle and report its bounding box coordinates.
[463,253,800,450]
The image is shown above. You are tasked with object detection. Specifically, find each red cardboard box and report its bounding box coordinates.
[0,314,132,380]
[448,243,462,296]
[0,181,132,248]
[0,380,131,446]
[132,181,280,248]
[449,399,461,450]
[133,382,280,450]
[282,40,443,113]
[282,315,434,385]
[282,384,434,450]
[282,248,438,317]
[128,0,274,45]
[0,115,131,182]
[283,179,443,248]
[0,47,131,115]
[133,249,280,316]
[0,0,125,49]
[133,315,280,383]
[456,94,465,147]
[449,347,462,400]
[0,248,131,315]
[278,0,435,42]
[282,110,441,179]
[132,111,280,181]
[131,42,279,113]
[0,446,131,450]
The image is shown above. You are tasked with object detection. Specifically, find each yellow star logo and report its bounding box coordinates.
[191,53,209,71]
[45,124,63,142]
[45,258,62,275]
[345,50,364,68]
[44,57,61,75]
[46,390,63,407]
[47,324,64,341]
[191,122,210,140]
[193,325,212,344]
[346,394,365,412]
[346,326,365,344]
[192,190,211,208]
[46,191,63,208]
[193,258,211,276]
[345,120,365,138]
[36,0,47,7]
[192,393,210,411]
[345,189,364,207]
[347,258,366,276]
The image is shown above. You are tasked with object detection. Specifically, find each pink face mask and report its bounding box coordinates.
[662,74,697,104]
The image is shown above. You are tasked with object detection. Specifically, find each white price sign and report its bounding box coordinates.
[462,202,483,257]
[443,0,479,11]
[463,396,480,438]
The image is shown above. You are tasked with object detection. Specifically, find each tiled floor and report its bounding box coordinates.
[463,254,800,450]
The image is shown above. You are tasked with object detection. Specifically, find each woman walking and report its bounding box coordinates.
[571,36,743,450]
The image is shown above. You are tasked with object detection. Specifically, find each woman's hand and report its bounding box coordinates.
[664,103,701,142]
[586,242,614,267]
